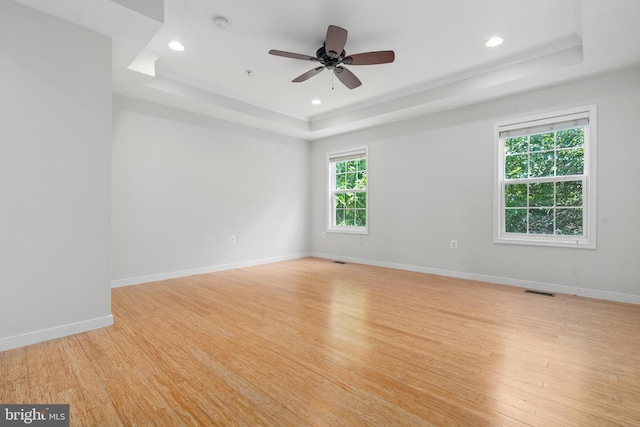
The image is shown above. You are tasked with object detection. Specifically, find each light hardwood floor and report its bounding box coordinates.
[2,257,640,426]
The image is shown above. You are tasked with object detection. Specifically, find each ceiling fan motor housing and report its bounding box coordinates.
[316,46,348,69]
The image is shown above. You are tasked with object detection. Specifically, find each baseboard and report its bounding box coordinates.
[313,252,456,277]
[455,271,581,296]
[310,252,640,305]
[111,252,311,288]
[0,315,114,352]
[574,288,640,304]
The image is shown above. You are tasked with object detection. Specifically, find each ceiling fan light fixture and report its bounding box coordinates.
[168,41,185,51]
[485,36,504,47]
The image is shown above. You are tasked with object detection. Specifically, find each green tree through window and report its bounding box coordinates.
[328,147,368,233]
[504,128,585,236]
[495,106,596,248]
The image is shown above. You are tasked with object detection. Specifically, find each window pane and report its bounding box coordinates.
[346,172,357,189]
[355,192,366,209]
[336,162,346,173]
[358,158,366,170]
[505,184,527,207]
[336,209,345,225]
[530,151,555,177]
[505,154,528,179]
[529,182,554,207]
[356,171,367,189]
[530,133,554,152]
[556,208,583,235]
[505,209,527,233]
[335,193,345,209]
[356,209,366,226]
[556,181,582,206]
[346,160,358,172]
[556,128,583,149]
[556,148,584,175]
[344,209,356,226]
[529,208,554,234]
[344,192,355,208]
[505,136,527,155]
[336,173,346,190]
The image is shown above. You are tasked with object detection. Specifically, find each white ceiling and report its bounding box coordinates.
[14,0,640,140]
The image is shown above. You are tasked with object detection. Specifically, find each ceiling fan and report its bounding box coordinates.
[269,25,395,89]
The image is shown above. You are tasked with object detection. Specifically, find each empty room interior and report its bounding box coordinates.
[2,0,640,425]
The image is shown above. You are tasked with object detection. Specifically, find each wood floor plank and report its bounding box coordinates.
[0,347,29,403]
[2,257,640,425]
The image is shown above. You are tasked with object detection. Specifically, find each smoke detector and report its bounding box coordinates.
[213,17,229,29]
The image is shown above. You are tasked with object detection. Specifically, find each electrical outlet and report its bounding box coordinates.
[230,235,236,244]
[450,240,458,249]
[321,231,326,238]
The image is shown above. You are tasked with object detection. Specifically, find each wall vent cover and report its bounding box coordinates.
[524,289,556,297]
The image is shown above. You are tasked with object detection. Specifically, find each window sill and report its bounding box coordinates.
[494,234,595,249]
[328,227,368,235]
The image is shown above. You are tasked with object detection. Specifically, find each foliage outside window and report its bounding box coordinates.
[328,147,368,234]
[494,106,596,248]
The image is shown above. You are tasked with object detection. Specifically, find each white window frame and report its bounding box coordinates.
[327,146,368,234]
[493,105,597,249]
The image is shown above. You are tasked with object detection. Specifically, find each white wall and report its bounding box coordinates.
[111,96,310,286]
[310,67,640,303]
[0,1,113,350]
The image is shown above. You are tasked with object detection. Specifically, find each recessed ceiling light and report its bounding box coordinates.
[485,36,504,47]
[168,41,185,51]
[312,99,322,105]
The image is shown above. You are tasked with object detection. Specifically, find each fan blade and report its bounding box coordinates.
[269,50,318,61]
[292,67,325,83]
[345,50,395,65]
[334,66,361,89]
[325,25,348,58]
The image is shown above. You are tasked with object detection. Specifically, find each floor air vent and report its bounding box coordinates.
[333,261,347,264]
[524,289,556,297]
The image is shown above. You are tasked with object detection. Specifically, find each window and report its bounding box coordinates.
[494,105,596,248]
[328,147,368,234]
